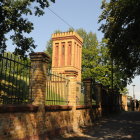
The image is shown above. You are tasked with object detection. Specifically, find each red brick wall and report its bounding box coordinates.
[0,105,101,140]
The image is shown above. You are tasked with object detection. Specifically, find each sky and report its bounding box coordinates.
[6,0,140,100]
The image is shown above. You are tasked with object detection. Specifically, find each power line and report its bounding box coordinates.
[47,7,74,29]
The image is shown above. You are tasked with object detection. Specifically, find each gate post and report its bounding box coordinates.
[30,52,50,106]
[83,78,92,105]
[94,83,102,116]
[65,70,78,106]
[95,84,102,107]
[65,70,78,131]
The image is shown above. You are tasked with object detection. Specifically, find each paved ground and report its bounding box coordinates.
[55,111,140,140]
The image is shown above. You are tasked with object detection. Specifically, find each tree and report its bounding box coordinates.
[99,0,140,80]
[98,39,127,89]
[0,0,55,56]
[77,29,99,80]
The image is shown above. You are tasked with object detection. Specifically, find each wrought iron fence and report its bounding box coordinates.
[91,83,97,105]
[76,82,88,105]
[76,81,97,105]
[46,72,69,105]
[0,52,33,104]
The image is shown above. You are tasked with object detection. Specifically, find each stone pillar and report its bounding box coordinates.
[65,70,78,131]
[30,52,50,106]
[94,84,102,116]
[122,94,128,111]
[83,78,92,105]
[95,84,102,107]
[65,70,78,106]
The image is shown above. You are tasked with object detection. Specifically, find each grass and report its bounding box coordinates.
[76,93,97,105]
[0,72,31,104]
[46,89,68,105]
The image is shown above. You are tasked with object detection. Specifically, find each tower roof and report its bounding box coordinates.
[52,32,83,45]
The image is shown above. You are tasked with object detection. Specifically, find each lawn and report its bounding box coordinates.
[46,89,68,105]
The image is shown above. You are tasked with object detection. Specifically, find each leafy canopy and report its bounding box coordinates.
[99,0,140,80]
[0,0,55,56]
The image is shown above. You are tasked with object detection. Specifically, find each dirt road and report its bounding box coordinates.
[55,111,140,140]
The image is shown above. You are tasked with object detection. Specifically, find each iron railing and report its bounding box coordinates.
[76,81,97,105]
[0,52,33,104]
[91,82,97,105]
[46,72,69,105]
[76,82,88,105]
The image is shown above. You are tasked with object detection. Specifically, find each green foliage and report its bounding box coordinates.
[0,0,55,56]
[77,29,99,78]
[99,0,140,80]
[120,87,129,95]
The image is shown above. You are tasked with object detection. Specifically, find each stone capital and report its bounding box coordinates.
[83,78,93,83]
[30,52,50,63]
[64,70,78,77]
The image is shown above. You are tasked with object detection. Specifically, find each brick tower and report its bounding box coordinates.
[51,32,83,82]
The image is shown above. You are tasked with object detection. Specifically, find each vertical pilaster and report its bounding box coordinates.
[78,45,80,69]
[30,52,50,106]
[65,41,68,66]
[74,42,76,67]
[71,41,75,66]
[58,42,61,67]
[52,41,55,67]
[77,44,79,69]
[79,46,82,70]
[76,44,78,69]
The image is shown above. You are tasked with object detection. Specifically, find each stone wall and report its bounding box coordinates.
[0,105,101,140]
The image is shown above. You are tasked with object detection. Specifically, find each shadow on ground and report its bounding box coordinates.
[54,111,140,140]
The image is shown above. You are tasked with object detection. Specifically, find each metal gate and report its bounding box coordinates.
[46,72,69,105]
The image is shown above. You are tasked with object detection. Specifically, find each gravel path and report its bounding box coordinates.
[55,111,140,140]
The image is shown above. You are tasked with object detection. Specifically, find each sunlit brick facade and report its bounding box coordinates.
[52,32,83,82]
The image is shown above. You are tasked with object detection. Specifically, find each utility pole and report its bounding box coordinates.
[132,85,135,100]
[111,57,113,91]
[132,85,136,111]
